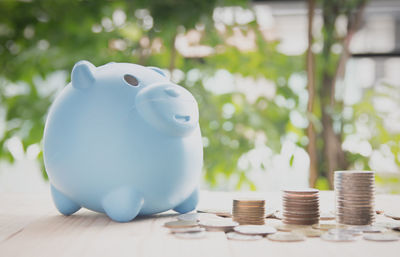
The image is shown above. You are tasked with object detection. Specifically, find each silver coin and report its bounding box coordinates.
[384,211,400,220]
[334,170,374,175]
[335,188,375,194]
[337,218,375,224]
[335,174,374,178]
[174,231,206,239]
[199,219,238,231]
[334,175,374,179]
[335,178,375,182]
[350,225,385,233]
[336,206,375,211]
[170,227,206,233]
[283,188,319,194]
[335,191,375,196]
[234,225,277,235]
[337,215,375,221]
[336,196,374,201]
[164,220,198,228]
[335,176,375,180]
[268,232,305,242]
[335,201,374,207]
[328,228,362,236]
[283,211,320,216]
[226,232,263,241]
[336,213,375,220]
[321,232,356,242]
[363,233,399,242]
[178,212,201,221]
[374,222,400,229]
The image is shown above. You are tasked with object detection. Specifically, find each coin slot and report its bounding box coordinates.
[124,74,139,86]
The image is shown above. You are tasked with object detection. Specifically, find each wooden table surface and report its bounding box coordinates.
[1,190,400,257]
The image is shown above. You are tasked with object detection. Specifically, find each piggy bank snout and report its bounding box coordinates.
[135,83,199,137]
[164,87,181,97]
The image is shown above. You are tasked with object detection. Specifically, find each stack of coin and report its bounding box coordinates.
[334,170,375,225]
[282,188,320,225]
[232,198,266,225]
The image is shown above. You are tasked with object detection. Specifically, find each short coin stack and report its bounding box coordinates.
[334,170,375,225]
[232,198,266,225]
[282,188,320,225]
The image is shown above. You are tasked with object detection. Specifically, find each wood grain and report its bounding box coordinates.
[0,191,399,257]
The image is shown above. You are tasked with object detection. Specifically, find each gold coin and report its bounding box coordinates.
[276,224,311,232]
[293,228,323,237]
[312,223,347,231]
[384,211,400,220]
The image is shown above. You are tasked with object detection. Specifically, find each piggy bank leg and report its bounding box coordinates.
[102,187,144,222]
[173,188,199,214]
[51,184,81,216]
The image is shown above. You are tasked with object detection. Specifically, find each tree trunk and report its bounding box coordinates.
[321,73,348,188]
[319,0,366,188]
[306,0,318,187]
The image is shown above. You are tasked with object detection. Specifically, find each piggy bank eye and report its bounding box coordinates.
[124,74,139,87]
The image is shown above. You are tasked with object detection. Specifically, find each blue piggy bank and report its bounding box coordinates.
[43,60,203,222]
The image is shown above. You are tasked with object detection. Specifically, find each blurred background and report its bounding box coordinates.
[0,0,399,193]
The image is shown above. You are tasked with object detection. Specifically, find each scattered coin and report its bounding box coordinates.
[283,188,319,194]
[197,207,232,218]
[199,219,238,232]
[363,233,399,242]
[321,232,356,242]
[277,224,311,232]
[384,211,400,220]
[216,212,232,218]
[174,231,206,239]
[164,220,198,228]
[293,228,323,237]
[226,232,263,241]
[268,232,305,242]
[234,225,277,235]
[169,227,205,233]
[374,222,400,229]
[393,227,400,232]
[376,210,384,215]
[350,225,385,233]
[178,212,201,222]
[312,223,343,231]
[266,210,281,219]
[328,228,362,236]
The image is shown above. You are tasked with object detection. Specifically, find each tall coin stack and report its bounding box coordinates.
[282,189,320,225]
[232,198,266,225]
[334,170,375,225]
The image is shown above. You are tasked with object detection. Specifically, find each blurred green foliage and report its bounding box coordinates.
[0,0,398,190]
[0,0,304,188]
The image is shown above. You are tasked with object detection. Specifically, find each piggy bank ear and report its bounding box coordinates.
[148,66,167,78]
[71,60,96,89]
